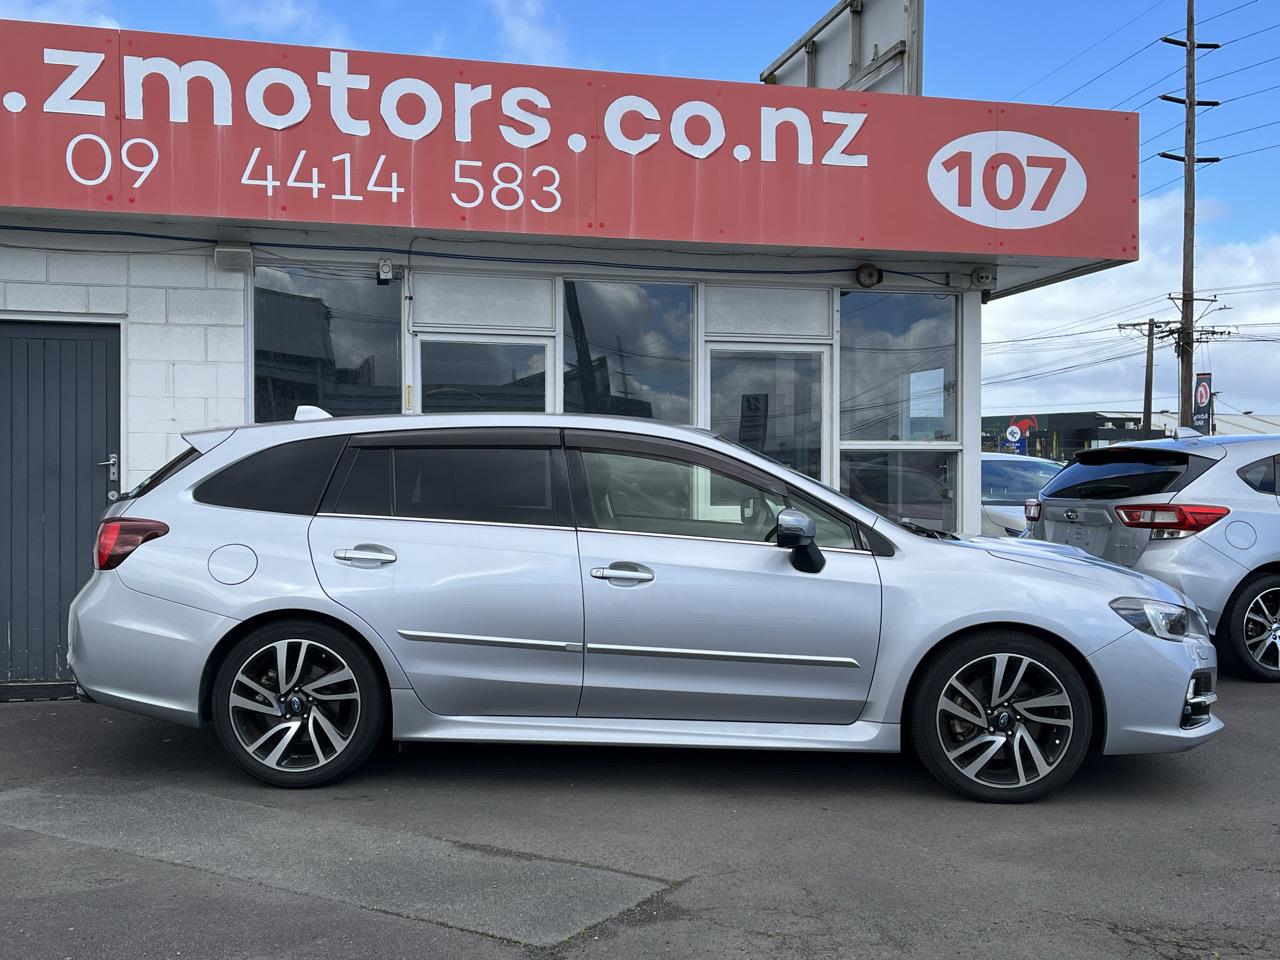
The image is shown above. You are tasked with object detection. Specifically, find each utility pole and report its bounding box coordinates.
[1142,318,1155,439]
[1119,318,1171,439]
[1157,0,1220,426]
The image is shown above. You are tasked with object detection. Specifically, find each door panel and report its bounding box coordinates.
[310,516,584,716]
[576,530,882,723]
[2,321,119,684]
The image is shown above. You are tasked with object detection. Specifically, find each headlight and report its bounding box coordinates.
[1110,597,1209,642]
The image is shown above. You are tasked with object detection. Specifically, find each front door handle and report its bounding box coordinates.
[590,564,654,583]
[334,545,398,565]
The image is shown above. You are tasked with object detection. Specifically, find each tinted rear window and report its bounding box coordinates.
[1239,456,1278,495]
[393,447,559,525]
[195,435,346,515]
[1042,450,1196,500]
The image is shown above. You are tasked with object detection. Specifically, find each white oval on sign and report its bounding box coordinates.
[927,131,1087,229]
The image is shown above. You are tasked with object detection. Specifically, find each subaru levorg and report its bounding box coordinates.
[70,412,1221,802]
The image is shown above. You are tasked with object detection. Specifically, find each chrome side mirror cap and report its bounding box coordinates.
[776,509,825,574]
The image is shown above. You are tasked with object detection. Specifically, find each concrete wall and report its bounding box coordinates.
[0,245,247,489]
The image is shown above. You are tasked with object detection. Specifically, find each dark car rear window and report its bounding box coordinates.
[195,435,346,515]
[1041,449,1209,500]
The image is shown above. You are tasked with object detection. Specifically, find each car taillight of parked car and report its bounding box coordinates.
[1024,499,1042,522]
[1113,504,1229,539]
[94,518,169,570]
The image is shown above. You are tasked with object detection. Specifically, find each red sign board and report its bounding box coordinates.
[0,20,1138,260]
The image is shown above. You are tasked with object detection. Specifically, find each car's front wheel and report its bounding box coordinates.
[212,620,386,787]
[909,631,1092,803]
[1219,574,1280,682]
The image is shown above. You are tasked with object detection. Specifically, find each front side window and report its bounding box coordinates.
[563,280,693,422]
[839,292,957,442]
[393,447,558,526]
[253,262,402,422]
[578,449,783,542]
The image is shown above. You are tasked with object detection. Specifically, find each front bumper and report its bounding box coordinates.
[1088,628,1223,754]
[69,571,237,728]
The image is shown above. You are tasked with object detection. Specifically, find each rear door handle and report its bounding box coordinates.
[334,545,398,565]
[590,565,654,583]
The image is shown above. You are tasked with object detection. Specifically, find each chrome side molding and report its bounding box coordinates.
[586,642,859,668]
[398,630,583,653]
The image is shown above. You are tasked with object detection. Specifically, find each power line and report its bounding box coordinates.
[1219,140,1280,159]
[1198,53,1280,86]
[1009,0,1169,99]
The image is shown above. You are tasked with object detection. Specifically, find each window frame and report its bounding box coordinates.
[319,427,574,528]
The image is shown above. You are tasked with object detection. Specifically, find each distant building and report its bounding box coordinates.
[983,410,1280,461]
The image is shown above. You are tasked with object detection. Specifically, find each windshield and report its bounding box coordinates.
[981,459,1062,504]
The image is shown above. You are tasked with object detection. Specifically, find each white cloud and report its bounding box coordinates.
[485,0,570,66]
[983,189,1280,417]
[213,0,352,49]
[0,0,118,27]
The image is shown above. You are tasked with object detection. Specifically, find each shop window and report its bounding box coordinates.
[420,340,547,413]
[253,263,402,422]
[563,280,693,422]
[839,292,957,442]
[709,349,824,480]
[840,450,957,533]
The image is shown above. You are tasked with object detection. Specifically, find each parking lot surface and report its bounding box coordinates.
[2,677,1277,960]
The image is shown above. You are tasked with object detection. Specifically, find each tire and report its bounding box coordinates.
[212,620,386,787]
[908,631,1092,803]
[1218,574,1280,682]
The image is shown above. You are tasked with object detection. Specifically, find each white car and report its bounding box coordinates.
[981,453,1063,536]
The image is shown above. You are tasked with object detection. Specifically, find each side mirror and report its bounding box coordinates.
[775,508,825,573]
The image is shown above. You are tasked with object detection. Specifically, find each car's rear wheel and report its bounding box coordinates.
[212,620,386,787]
[1220,574,1280,682]
[909,631,1092,803]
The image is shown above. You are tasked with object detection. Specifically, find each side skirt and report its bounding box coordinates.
[388,690,900,752]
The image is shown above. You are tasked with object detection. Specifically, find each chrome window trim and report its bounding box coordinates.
[316,514,871,554]
[398,629,583,653]
[318,512,574,533]
[576,525,872,554]
[587,642,860,669]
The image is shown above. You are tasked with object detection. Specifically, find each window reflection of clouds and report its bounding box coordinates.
[840,292,957,442]
[252,262,402,422]
[564,280,693,422]
[710,352,823,478]
[255,265,402,387]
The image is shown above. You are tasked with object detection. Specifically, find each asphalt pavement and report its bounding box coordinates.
[2,676,1277,960]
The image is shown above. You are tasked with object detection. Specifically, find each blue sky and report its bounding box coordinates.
[3,0,1278,412]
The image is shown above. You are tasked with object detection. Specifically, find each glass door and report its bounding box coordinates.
[413,333,554,413]
[706,345,829,482]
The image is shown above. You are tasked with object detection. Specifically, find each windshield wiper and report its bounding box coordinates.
[897,520,958,540]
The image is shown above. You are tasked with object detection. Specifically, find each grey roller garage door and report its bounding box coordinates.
[1,321,120,689]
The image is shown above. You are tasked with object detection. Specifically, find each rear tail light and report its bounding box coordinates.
[1024,499,1042,522]
[1114,503,1229,538]
[94,518,169,570]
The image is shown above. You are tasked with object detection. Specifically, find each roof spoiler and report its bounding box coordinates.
[181,427,234,453]
[295,405,333,421]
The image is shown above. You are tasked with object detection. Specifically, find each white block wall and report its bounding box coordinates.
[0,247,248,490]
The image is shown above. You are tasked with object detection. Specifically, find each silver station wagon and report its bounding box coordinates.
[70,412,1221,802]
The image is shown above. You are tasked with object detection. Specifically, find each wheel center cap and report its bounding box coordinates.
[994,710,1014,731]
[287,694,304,716]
